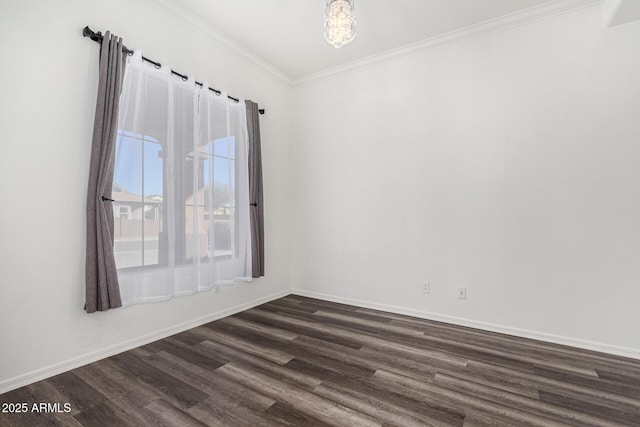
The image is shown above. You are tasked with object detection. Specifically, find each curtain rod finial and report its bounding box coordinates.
[82,26,102,42]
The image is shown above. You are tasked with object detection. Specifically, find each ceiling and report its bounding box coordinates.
[169,0,555,79]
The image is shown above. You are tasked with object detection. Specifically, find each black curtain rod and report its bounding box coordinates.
[82,26,265,115]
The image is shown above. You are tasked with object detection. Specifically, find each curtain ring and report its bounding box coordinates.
[182,76,188,81]
[154,63,161,69]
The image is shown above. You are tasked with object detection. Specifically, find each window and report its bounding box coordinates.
[209,137,236,258]
[118,206,130,220]
[111,51,251,306]
[211,137,236,258]
[112,131,164,270]
[184,136,236,260]
[144,206,158,220]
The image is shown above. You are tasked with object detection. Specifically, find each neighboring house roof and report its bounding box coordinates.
[112,183,163,203]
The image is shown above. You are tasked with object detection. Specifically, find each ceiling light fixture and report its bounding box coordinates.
[324,0,356,49]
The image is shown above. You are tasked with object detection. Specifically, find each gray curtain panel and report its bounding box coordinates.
[246,101,265,278]
[85,32,127,313]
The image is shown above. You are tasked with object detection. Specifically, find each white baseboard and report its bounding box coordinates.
[292,289,640,361]
[0,289,290,395]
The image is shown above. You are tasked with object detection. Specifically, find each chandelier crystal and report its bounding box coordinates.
[324,0,356,48]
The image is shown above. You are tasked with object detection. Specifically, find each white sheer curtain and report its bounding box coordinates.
[111,51,251,306]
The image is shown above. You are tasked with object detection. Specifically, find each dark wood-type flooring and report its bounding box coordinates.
[2,295,640,426]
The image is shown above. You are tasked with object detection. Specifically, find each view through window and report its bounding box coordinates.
[112,130,236,270]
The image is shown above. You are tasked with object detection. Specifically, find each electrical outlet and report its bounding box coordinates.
[422,281,430,294]
[458,287,467,299]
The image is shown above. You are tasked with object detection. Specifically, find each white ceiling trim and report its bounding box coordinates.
[143,0,601,88]
[293,0,602,87]
[143,0,293,86]
[603,0,640,27]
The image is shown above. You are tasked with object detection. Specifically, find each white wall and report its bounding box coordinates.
[291,6,640,356]
[0,0,292,392]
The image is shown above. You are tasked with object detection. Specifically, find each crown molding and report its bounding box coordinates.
[141,0,600,89]
[293,0,602,87]
[143,0,293,87]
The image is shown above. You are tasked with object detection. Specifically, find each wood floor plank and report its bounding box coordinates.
[45,372,107,415]
[257,302,320,318]
[284,295,361,311]
[265,298,321,313]
[533,365,640,400]
[358,307,638,368]
[141,399,209,427]
[216,315,299,341]
[538,390,640,426]
[251,307,470,366]
[392,319,609,373]
[108,351,208,409]
[371,369,572,427]
[261,401,334,427]
[216,362,382,427]
[148,350,276,411]
[197,339,324,391]
[71,364,163,426]
[140,337,227,372]
[596,366,640,386]
[305,363,464,426]
[190,325,294,364]
[455,362,541,399]
[468,359,640,408]
[462,409,536,427]
[314,309,599,378]
[290,301,394,324]
[314,380,463,427]
[76,359,163,410]
[72,401,137,427]
[2,295,639,426]
[289,335,402,381]
[284,358,370,390]
[433,372,626,426]
[188,395,281,427]
[238,309,367,350]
